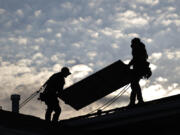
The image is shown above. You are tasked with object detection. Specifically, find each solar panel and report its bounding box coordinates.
[60,60,132,110]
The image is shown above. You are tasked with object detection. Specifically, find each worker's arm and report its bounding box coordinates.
[42,74,54,90]
[40,79,49,93]
[37,80,48,93]
[57,80,64,98]
[57,89,63,98]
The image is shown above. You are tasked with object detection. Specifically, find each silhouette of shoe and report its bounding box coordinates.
[128,103,135,107]
[137,101,144,105]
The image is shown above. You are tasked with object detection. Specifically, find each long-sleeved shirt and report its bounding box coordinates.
[44,72,65,97]
[129,42,148,68]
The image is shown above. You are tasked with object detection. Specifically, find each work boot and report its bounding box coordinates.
[128,102,135,107]
[138,100,144,105]
[52,111,60,123]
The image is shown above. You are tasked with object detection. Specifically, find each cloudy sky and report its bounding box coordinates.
[0,0,180,120]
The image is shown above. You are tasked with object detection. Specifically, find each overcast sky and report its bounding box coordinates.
[0,0,180,120]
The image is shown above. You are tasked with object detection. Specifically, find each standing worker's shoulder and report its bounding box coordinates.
[49,72,59,80]
[54,72,64,78]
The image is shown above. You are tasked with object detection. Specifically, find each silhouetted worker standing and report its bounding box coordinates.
[40,67,71,122]
[128,38,151,106]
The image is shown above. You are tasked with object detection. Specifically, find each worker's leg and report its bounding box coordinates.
[52,101,61,122]
[129,81,137,106]
[132,77,144,104]
[136,80,144,104]
[45,105,53,122]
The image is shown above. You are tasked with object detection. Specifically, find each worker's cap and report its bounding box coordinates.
[61,67,71,75]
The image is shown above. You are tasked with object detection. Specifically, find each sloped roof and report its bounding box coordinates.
[61,94,180,134]
[1,94,180,134]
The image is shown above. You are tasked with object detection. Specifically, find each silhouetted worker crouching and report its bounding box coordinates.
[128,38,152,106]
[39,67,71,122]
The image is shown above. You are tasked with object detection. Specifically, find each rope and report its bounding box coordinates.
[87,84,130,114]
[19,86,45,109]
[19,91,39,109]
[100,84,130,110]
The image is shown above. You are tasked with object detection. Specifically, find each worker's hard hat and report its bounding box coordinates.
[131,37,141,44]
[61,67,71,75]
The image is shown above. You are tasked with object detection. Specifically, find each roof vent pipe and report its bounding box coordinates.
[11,94,20,113]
